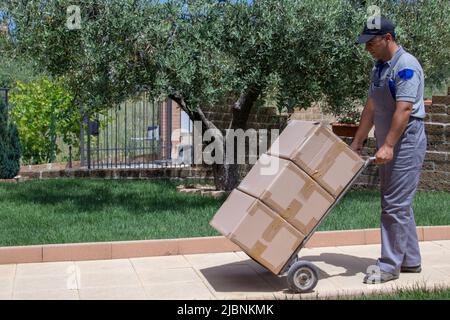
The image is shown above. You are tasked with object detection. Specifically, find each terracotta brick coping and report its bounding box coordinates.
[1,226,449,265]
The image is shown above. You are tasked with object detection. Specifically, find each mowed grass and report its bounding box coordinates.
[350,285,450,300]
[0,179,221,246]
[317,188,450,231]
[0,179,449,246]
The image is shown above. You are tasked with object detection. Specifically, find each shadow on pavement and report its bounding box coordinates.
[198,253,376,293]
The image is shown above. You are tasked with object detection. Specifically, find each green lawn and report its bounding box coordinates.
[0,179,449,247]
[292,286,450,300]
[358,288,450,300]
[349,286,450,300]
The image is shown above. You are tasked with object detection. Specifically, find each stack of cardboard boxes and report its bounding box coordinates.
[210,120,365,274]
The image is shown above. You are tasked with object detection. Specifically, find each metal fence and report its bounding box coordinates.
[82,94,194,169]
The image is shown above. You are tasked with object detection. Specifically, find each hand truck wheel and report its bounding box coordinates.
[287,260,319,293]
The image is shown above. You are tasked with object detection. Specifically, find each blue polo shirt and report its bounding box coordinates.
[368,46,426,119]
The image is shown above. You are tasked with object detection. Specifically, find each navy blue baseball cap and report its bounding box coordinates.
[356,16,396,44]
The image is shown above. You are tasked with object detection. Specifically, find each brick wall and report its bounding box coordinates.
[220,90,450,192]
[290,103,336,123]
[420,89,450,191]
[201,105,288,132]
[342,89,450,192]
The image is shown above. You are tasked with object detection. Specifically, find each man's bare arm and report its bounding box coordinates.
[384,101,413,147]
[351,98,375,154]
[374,101,413,164]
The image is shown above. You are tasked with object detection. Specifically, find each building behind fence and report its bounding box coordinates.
[82,94,193,169]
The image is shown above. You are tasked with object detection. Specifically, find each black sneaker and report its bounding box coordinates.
[363,271,399,284]
[400,265,422,273]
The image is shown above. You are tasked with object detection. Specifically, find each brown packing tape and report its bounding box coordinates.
[247,201,292,243]
[305,218,319,235]
[229,237,277,272]
[260,190,284,213]
[315,142,348,176]
[299,179,316,199]
[287,162,316,199]
[250,240,267,258]
[250,241,278,273]
[318,125,365,172]
[252,233,304,275]
[316,142,348,194]
[315,138,365,195]
[257,205,304,251]
[261,189,304,219]
[235,199,305,274]
[262,217,285,242]
[283,199,303,220]
[294,136,350,196]
[286,163,335,213]
[261,190,311,235]
[260,164,334,230]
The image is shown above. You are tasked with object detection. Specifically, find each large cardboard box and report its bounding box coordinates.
[237,154,335,236]
[210,189,305,274]
[210,120,365,275]
[268,120,365,198]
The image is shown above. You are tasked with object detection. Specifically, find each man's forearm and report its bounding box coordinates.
[384,101,413,147]
[354,99,374,144]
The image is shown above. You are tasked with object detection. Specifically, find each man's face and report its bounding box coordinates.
[365,35,389,60]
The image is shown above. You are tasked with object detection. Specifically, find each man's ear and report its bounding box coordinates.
[386,33,395,42]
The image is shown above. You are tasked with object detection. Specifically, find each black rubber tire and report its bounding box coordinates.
[287,261,319,293]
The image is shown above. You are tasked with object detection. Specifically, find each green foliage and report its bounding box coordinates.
[9,78,79,164]
[0,14,44,88]
[0,106,21,179]
[5,0,449,119]
[0,55,43,89]
[4,0,159,111]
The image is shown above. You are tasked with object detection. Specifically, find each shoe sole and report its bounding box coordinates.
[400,269,422,273]
[363,276,399,284]
[400,266,422,273]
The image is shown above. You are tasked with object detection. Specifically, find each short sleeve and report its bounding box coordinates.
[394,58,421,103]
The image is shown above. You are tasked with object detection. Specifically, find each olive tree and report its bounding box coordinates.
[5,0,449,190]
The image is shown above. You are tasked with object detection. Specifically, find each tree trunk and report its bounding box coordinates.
[212,162,241,192]
[170,86,261,191]
[214,85,262,191]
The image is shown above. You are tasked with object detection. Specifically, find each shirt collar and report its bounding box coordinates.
[376,46,404,68]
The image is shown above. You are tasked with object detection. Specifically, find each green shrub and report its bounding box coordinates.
[9,78,79,164]
[0,107,21,179]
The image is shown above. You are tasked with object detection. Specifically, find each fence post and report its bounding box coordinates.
[87,113,91,170]
[50,101,55,163]
[69,145,72,169]
[80,105,85,167]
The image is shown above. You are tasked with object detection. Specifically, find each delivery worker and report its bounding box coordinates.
[351,16,427,284]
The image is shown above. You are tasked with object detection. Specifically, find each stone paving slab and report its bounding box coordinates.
[1,240,449,300]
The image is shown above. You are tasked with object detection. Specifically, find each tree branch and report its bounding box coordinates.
[196,107,219,131]
[230,84,262,129]
[168,93,192,118]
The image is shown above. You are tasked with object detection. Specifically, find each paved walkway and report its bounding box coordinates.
[1,240,450,300]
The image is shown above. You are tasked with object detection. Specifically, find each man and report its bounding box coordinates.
[351,16,427,284]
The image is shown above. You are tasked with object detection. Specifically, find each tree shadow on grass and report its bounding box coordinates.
[1,179,223,215]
